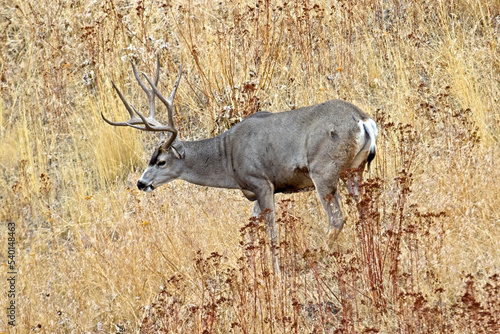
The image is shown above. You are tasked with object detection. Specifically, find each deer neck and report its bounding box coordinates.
[178,136,238,189]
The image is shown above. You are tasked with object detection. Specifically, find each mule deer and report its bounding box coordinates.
[102,58,378,272]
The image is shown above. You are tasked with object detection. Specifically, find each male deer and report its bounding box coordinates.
[102,58,378,272]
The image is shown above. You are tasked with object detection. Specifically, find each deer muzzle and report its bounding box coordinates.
[137,180,154,192]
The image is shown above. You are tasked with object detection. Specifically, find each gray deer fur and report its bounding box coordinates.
[103,59,378,272]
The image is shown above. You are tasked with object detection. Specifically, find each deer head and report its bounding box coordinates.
[102,57,184,192]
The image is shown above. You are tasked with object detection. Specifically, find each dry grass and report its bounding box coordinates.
[1,0,500,332]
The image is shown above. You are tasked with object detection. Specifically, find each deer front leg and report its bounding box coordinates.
[253,190,280,274]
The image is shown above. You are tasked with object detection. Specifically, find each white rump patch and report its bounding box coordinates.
[350,119,378,169]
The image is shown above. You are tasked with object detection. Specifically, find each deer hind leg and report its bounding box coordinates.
[344,167,364,201]
[323,191,345,248]
[312,175,344,248]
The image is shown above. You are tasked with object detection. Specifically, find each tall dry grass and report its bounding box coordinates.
[1,0,499,332]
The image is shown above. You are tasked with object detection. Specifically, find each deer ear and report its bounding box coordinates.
[170,141,185,159]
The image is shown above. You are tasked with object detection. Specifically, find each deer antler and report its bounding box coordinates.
[102,56,182,149]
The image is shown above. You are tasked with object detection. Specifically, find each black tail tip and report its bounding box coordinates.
[366,150,376,171]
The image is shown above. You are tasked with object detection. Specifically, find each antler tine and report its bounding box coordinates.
[130,60,158,120]
[142,65,182,124]
[141,65,183,148]
[169,65,183,104]
[167,65,183,129]
[101,81,144,127]
[154,55,161,86]
[130,60,152,96]
[111,81,135,118]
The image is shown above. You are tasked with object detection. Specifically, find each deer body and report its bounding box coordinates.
[103,59,378,272]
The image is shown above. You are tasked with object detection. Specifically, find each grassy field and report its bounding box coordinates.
[1,0,499,332]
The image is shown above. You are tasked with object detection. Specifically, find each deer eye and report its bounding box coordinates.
[157,160,166,167]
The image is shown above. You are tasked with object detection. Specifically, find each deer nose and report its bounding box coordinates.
[137,180,154,192]
[137,180,147,190]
